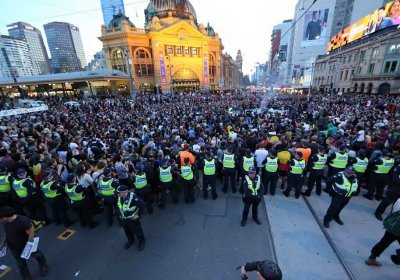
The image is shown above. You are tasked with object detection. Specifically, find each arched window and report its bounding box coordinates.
[353,83,358,93]
[360,83,365,94]
[135,49,150,59]
[378,83,391,94]
[367,83,373,94]
[111,48,127,73]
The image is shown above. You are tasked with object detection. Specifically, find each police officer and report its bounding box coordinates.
[201,152,218,200]
[181,157,196,204]
[98,168,120,226]
[303,146,327,196]
[12,168,50,223]
[241,167,264,227]
[116,185,146,251]
[262,150,279,196]
[327,144,349,177]
[374,162,400,221]
[0,163,13,207]
[283,151,306,199]
[133,165,153,214]
[349,149,368,195]
[323,166,358,228]
[241,149,256,181]
[65,174,99,229]
[239,260,282,280]
[222,146,238,193]
[40,170,74,227]
[364,149,394,201]
[158,159,179,208]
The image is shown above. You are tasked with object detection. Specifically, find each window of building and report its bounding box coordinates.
[345,70,348,80]
[386,43,400,55]
[368,63,375,74]
[371,47,379,60]
[176,47,182,55]
[357,66,362,74]
[340,71,343,80]
[382,60,398,74]
[192,48,198,56]
[359,50,366,61]
[348,55,351,63]
[351,69,354,78]
[135,49,150,59]
[184,47,190,55]
[167,46,173,55]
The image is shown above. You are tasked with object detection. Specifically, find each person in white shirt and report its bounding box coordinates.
[254,145,268,173]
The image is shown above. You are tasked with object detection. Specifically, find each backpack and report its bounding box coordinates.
[383,211,400,237]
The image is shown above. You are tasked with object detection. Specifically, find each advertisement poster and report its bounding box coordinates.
[203,56,208,84]
[159,51,167,86]
[328,1,400,51]
[301,9,329,47]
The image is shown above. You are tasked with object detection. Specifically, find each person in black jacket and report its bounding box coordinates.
[239,260,282,280]
[241,167,264,227]
[375,163,400,221]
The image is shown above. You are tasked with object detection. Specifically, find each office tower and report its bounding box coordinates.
[101,0,126,25]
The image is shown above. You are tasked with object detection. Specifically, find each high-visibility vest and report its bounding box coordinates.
[0,175,11,193]
[353,157,368,173]
[265,157,278,172]
[242,156,254,172]
[313,154,327,170]
[159,167,173,183]
[330,152,348,169]
[290,159,306,175]
[223,154,235,168]
[98,179,115,196]
[375,158,394,174]
[245,175,261,196]
[333,172,358,197]
[181,165,194,180]
[40,180,60,198]
[12,178,28,198]
[117,192,139,220]
[65,184,84,202]
[203,159,216,175]
[134,174,147,189]
[229,130,235,138]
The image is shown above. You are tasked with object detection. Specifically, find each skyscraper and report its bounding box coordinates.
[0,35,36,80]
[101,0,126,26]
[44,22,87,73]
[7,22,51,75]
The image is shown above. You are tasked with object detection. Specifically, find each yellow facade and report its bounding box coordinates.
[99,7,240,93]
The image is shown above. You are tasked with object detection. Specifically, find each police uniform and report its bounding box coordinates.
[202,157,218,200]
[117,186,146,250]
[98,171,120,226]
[262,156,279,196]
[0,169,13,207]
[365,153,395,201]
[40,171,73,227]
[133,171,153,214]
[327,149,349,177]
[349,154,368,193]
[159,162,179,208]
[222,151,237,193]
[375,164,400,220]
[324,170,358,228]
[241,170,264,227]
[181,164,196,203]
[304,152,327,196]
[283,156,306,199]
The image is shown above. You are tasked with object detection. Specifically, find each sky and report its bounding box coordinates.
[0,0,298,75]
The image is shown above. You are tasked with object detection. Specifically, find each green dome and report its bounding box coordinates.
[145,0,197,26]
[108,12,135,28]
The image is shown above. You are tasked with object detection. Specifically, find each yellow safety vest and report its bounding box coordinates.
[0,175,11,192]
[330,152,348,169]
[160,167,173,183]
[242,156,254,172]
[181,165,194,180]
[118,192,139,220]
[290,159,306,175]
[203,159,216,175]
[313,154,327,170]
[353,157,368,173]
[375,158,394,174]
[223,154,235,168]
[333,173,358,197]
[40,181,60,199]
[265,157,278,172]
[245,175,261,196]
[134,174,147,189]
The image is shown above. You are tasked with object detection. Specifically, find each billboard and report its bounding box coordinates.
[301,8,329,47]
[328,0,400,51]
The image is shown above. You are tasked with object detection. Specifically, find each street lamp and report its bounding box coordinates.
[124,47,136,103]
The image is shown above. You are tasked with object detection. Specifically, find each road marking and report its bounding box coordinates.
[57,229,76,241]
[0,265,11,278]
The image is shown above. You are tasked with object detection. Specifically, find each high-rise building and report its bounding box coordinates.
[87,50,107,71]
[101,0,126,26]
[330,0,385,37]
[44,22,87,73]
[7,22,51,75]
[0,35,36,80]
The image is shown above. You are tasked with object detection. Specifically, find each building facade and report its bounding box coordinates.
[7,22,51,75]
[313,25,400,94]
[99,0,241,93]
[44,22,87,73]
[101,0,126,26]
[87,51,107,71]
[0,35,36,80]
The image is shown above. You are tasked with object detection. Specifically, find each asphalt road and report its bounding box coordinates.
[0,184,274,280]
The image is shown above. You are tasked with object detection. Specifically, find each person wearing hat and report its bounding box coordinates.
[133,164,153,215]
[12,168,50,223]
[98,167,120,226]
[240,167,264,227]
[283,151,306,199]
[0,163,13,207]
[181,156,196,204]
[364,149,394,201]
[303,146,327,196]
[201,152,218,200]
[348,149,369,195]
[239,260,282,280]
[64,173,99,229]
[374,161,400,221]
[323,166,358,228]
[158,159,179,208]
[327,143,349,177]
[262,149,280,196]
[40,169,74,227]
[116,185,146,250]
[222,145,238,194]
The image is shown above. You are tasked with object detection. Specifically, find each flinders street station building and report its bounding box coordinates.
[99,0,243,93]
